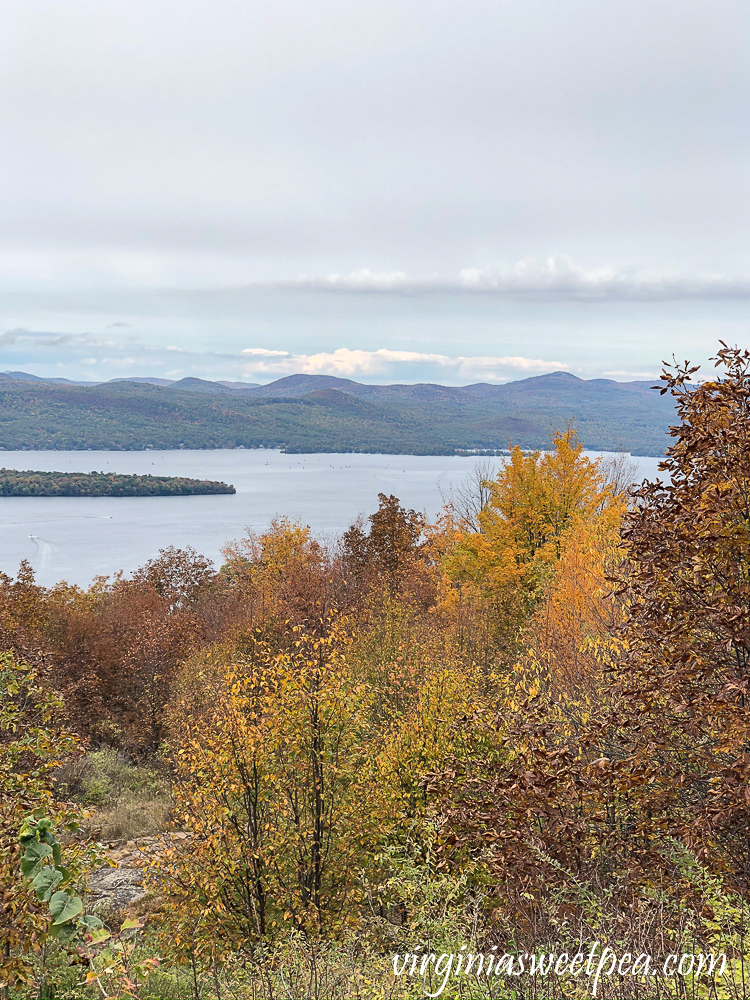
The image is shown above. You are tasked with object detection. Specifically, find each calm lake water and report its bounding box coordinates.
[0,450,664,588]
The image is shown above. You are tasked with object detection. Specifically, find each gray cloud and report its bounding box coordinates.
[0,0,747,379]
[0,328,110,349]
[1,0,747,273]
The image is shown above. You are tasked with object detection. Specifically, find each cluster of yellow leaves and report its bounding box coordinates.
[220,516,324,615]
[435,431,622,672]
[444,431,614,596]
[150,613,380,959]
[373,664,488,837]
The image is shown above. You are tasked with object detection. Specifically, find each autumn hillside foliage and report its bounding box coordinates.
[4,345,750,998]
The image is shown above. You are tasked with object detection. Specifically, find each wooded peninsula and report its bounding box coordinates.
[0,469,235,497]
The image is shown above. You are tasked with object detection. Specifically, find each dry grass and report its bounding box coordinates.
[90,794,170,842]
[55,747,172,843]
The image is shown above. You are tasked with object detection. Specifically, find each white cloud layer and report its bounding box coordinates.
[239,347,565,381]
[311,269,411,291]
[2,329,567,385]
[290,256,750,302]
[4,247,750,304]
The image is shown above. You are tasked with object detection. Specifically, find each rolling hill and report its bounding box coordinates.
[0,370,675,455]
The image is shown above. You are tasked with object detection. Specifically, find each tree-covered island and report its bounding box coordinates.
[0,469,236,496]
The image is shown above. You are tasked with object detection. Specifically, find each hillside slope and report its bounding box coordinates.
[0,371,675,455]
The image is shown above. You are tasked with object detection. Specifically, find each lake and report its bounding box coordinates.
[0,449,665,588]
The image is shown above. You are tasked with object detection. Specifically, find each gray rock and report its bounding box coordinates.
[86,859,145,909]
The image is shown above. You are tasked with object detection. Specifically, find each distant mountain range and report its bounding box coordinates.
[0,370,675,455]
[2,371,262,389]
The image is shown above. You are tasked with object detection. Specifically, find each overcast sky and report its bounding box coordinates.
[1,0,748,384]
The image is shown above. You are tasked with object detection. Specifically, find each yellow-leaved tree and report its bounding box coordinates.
[150,612,379,969]
[441,430,617,660]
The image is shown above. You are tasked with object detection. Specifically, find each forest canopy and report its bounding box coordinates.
[0,469,235,497]
[0,370,675,455]
[2,346,750,999]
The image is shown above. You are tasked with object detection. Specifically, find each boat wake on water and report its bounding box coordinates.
[28,534,53,572]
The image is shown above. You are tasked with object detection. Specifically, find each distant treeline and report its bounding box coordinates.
[0,370,675,456]
[0,469,235,497]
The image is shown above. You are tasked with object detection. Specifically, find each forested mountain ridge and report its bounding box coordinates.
[0,369,675,454]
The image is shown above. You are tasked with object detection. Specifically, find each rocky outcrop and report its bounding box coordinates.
[86,833,190,911]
